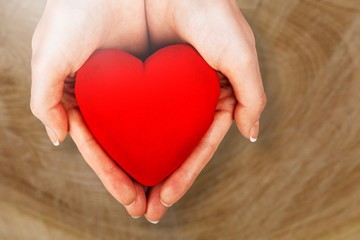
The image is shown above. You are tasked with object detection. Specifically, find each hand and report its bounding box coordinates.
[144,0,267,222]
[30,0,149,218]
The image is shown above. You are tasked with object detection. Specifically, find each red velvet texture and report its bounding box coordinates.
[75,44,220,186]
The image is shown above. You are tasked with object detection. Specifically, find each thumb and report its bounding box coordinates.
[30,51,70,146]
[212,33,266,142]
[221,49,267,142]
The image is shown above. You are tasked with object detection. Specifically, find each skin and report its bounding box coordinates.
[31,0,266,223]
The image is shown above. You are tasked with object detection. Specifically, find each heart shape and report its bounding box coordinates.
[75,44,220,186]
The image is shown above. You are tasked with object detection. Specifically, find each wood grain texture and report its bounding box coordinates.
[1,0,360,239]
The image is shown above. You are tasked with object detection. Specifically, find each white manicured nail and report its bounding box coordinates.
[147,219,159,224]
[249,121,259,143]
[45,126,60,146]
[250,136,257,143]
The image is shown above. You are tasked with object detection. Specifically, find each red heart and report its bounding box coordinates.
[75,44,220,186]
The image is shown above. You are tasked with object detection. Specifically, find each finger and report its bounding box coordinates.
[160,111,233,207]
[145,183,168,224]
[68,108,137,206]
[125,182,147,219]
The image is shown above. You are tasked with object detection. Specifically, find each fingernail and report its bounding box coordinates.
[45,126,60,146]
[147,219,159,224]
[131,215,141,219]
[160,199,173,208]
[124,200,136,208]
[249,121,259,143]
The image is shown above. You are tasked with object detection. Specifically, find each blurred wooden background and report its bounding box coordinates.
[1,0,360,239]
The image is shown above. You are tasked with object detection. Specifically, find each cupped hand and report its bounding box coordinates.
[144,0,267,223]
[30,0,149,218]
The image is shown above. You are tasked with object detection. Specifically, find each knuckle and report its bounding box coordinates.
[181,166,197,183]
[251,94,267,114]
[78,137,98,157]
[258,92,267,111]
[247,29,257,47]
[101,164,118,178]
[99,165,120,190]
[239,32,258,64]
[241,21,257,47]
[29,98,42,118]
[174,166,196,192]
[199,139,217,155]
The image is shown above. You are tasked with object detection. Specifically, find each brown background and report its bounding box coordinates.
[1,0,360,239]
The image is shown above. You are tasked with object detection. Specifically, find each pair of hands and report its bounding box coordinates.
[31,0,266,223]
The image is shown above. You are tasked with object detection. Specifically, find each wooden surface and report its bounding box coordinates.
[1,0,360,239]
